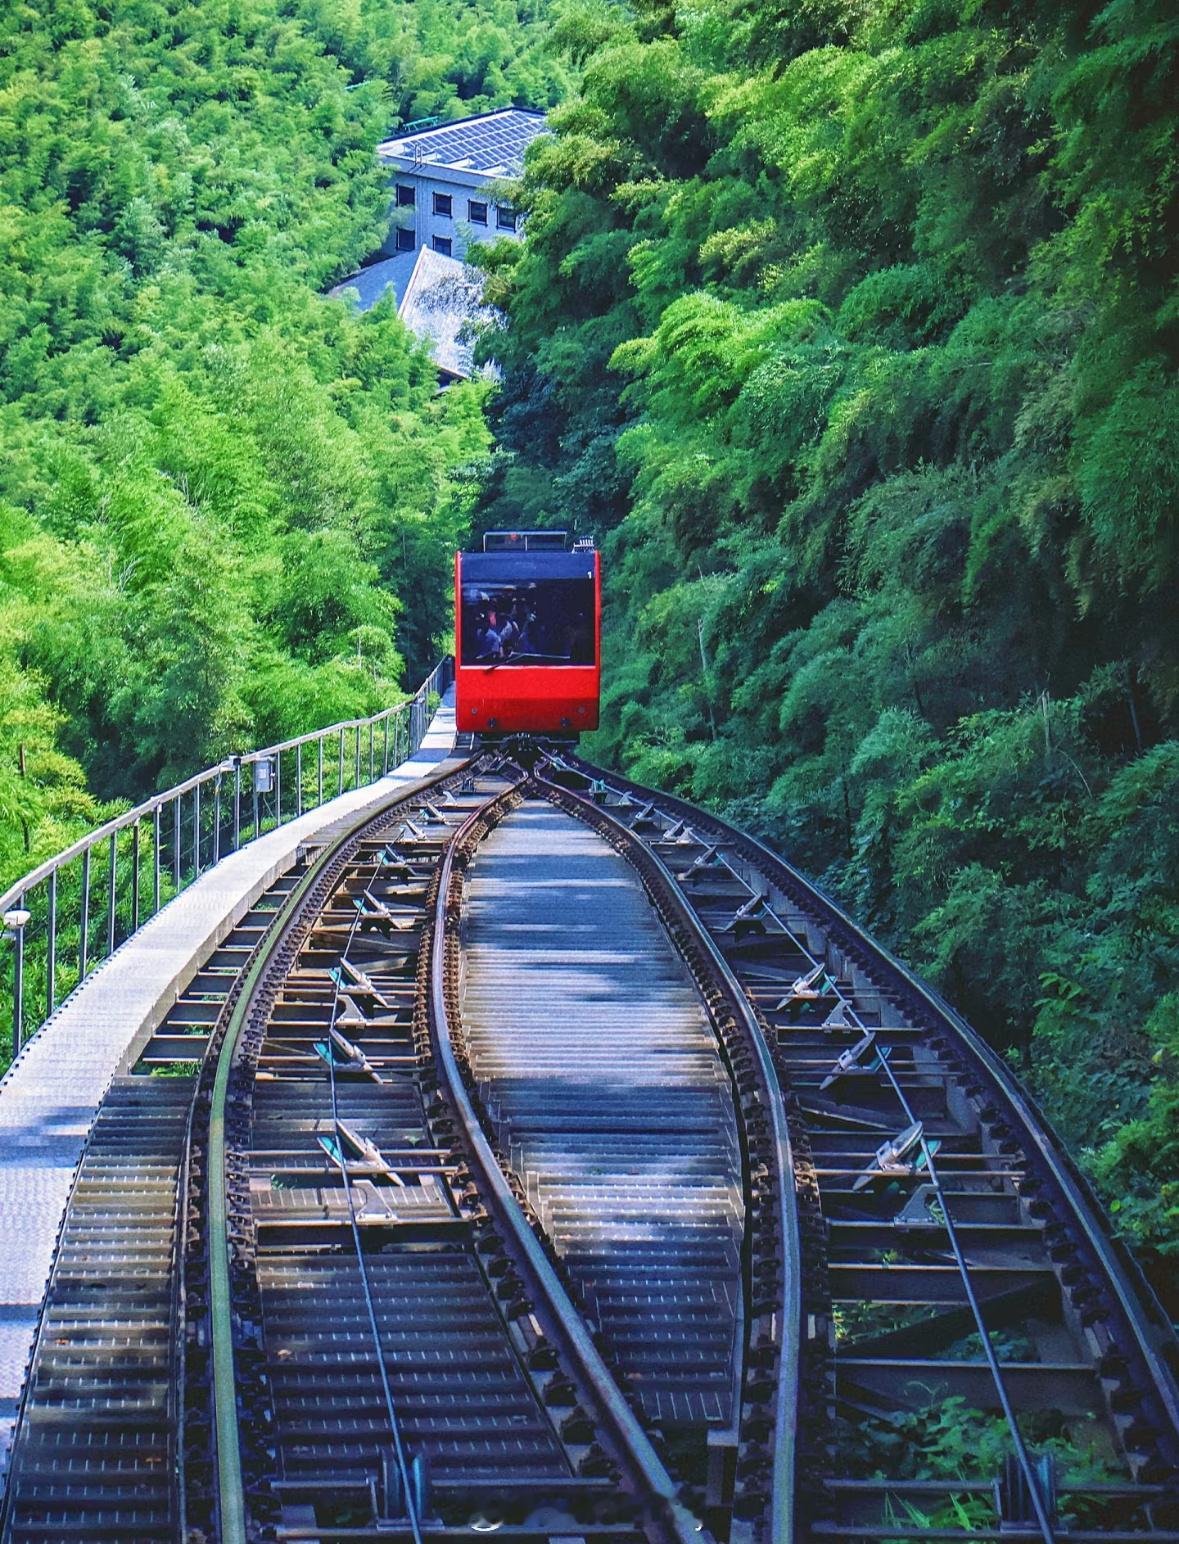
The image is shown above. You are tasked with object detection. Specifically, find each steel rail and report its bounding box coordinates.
[429,788,702,1544]
[566,776,1057,1539]
[323,906,424,1543]
[533,761,801,1544]
[872,1050,1058,1541]
[692,839,1060,1543]
[205,749,473,1544]
[652,802,1059,1542]
[556,751,1179,1457]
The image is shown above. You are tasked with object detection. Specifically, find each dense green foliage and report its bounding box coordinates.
[0,0,571,896]
[479,0,1179,1283]
[1,0,1174,1294]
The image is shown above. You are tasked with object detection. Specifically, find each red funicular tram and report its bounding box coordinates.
[454,531,600,736]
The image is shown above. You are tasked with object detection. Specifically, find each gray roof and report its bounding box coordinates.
[396,247,493,381]
[328,251,419,312]
[377,109,547,179]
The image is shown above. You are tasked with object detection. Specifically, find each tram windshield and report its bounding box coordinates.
[460,577,595,666]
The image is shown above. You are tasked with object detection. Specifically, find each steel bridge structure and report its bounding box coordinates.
[0,663,1175,1544]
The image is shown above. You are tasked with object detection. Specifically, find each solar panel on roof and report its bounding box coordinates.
[383,110,547,175]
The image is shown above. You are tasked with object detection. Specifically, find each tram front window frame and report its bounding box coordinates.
[460,576,595,666]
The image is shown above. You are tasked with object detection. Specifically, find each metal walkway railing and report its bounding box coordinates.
[0,658,453,1061]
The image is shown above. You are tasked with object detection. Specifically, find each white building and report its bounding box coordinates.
[376,108,547,262]
[330,246,495,383]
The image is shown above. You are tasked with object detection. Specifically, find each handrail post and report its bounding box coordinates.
[193,782,201,878]
[383,715,390,775]
[275,751,282,827]
[11,894,25,1058]
[354,725,361,788]
[368,721,375,783]
[153,806,162,915]
[79,849,90,982]
[213,776,222,866]
[253,765,260,842]
[106,833,117,957]
[296,743,303,817]
[338,728,344,794]
[46,871,57,1020]
[131,819,141,934]
[232,762,241,852]
[173,795,181,888]
[317,738,324,807]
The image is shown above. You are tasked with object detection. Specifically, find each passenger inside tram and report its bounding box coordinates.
[461,579,595,665]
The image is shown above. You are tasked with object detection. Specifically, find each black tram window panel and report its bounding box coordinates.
[461,577,595,665]
[395,183,415,208]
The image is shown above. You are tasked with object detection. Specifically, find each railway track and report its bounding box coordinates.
[539,749,1179,1544]
[0,866,312,1544]
[3,728,1177,1544]
[175,747,793,1544]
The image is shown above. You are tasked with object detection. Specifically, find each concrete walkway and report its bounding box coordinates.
[0,691,457,1477]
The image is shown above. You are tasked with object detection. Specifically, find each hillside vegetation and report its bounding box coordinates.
[1,0,1175,1288]
[477,0,1179,1282]
[0,0,568,891]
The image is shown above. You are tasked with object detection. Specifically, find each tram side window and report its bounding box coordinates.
[461,578,595,665]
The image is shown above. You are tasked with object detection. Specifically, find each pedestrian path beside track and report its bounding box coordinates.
[0,693,457,1478]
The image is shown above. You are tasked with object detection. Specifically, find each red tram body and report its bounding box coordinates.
[454,532,601,736]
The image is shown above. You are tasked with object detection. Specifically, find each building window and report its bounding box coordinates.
[394,226,415,253]
[468,199,488,226]
[432,235,452,256]
[395,183,415,208]
[433,191,453,218]
[496,204,518,231]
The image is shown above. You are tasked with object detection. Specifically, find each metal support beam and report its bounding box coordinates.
[153,806,161,914]
[11,895,25,1058]
[106,832,117,957]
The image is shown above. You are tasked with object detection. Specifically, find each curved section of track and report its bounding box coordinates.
[197,757,606,1541]
[10,717,1178,1544]
[543,749,1179,1544]
[431,789,700,1543]
[197,752,770,1544]
[520,775,800,1543]
[459,801,747,1432]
